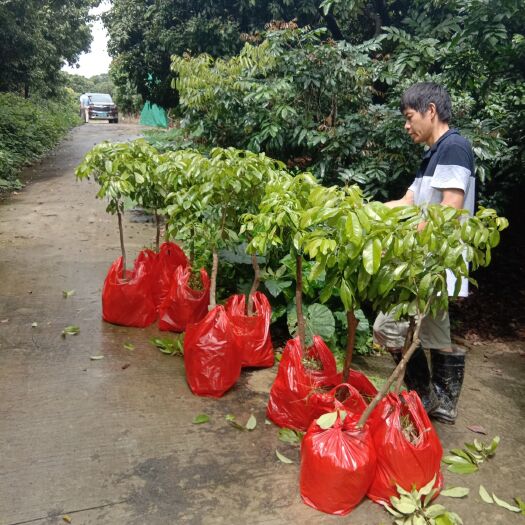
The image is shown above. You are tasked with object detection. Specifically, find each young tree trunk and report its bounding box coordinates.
[342,310,359,382]
[209,249,219,310]
[247,253,260,316]
[295,254,306,351]
[155,210,161,253]
[394,317,416,393]
[117,208,127,280]
[357,315,423,428]
[209,208,226,310]
[190,226,195,268]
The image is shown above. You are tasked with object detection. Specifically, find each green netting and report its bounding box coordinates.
[140,101,168,128]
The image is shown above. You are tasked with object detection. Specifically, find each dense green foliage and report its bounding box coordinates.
[76,140,508,359]
[103,0,371,109]
[171,0,524,212]
[0,92,81,190]
[0,1,98,97]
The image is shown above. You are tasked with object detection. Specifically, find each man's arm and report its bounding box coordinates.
[417,188,465,231]
[440,188,465,209]
[384,189,414,209]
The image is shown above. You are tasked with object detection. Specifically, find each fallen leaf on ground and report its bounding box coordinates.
[493,493,521,513]
[479,485,494,503]
[193,414,210,424]
[467,424,487,435]
[225,414,245,431]
[276,450,293,464]
[62,290,75,298]
[278,428,303,445]
[123,342,135,351]
[245,414,257,430]
[90,355,104,360]
[441,486,470,498]
[61,325,80,337]
[63,516,72,523]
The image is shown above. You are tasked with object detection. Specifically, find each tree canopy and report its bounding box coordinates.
[0,1,99,97]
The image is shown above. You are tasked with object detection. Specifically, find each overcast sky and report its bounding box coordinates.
[62,1,112,78]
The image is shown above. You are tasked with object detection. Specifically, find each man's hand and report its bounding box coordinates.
[385,189,415,209]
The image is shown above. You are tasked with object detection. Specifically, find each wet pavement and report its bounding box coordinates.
[0,122,524,525]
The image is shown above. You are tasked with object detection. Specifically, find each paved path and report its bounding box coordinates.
[0,123,524,525]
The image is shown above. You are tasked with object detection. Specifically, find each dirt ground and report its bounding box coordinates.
[0,122,523,525]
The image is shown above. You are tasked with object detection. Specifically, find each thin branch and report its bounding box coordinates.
[247,253,260,316]
[117,207,126,280]
[296,254,306,351]
[357,312,424,428]
[342,310,359,382]
[394,316,416,394]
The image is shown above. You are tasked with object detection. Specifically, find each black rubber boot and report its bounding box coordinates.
[429,349,465,425]
[390,347,439,414]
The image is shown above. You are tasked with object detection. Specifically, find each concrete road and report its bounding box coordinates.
[0,122,524,525]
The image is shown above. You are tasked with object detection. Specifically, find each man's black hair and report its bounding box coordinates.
[399,82,452,123]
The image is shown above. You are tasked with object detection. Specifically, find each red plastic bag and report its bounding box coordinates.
[300,411,377,515]
[266,336,341,431]
[151,241,188,307]
[158,266,210,332]
[348,369,379,402]
[367,391,443,505]
[183,305,241,397]
[310,383,367,420]
[102,250,157,327]
[225,292,274,368]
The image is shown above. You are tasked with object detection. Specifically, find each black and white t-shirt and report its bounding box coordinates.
[408,129,476,296]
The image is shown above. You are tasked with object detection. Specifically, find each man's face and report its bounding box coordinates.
[403,107,433,145]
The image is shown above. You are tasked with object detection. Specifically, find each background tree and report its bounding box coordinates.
[0,0,99,97]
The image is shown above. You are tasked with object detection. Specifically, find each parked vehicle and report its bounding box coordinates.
[86,93,118,123]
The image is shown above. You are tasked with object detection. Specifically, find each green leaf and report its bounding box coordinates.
[62,290,75,298]
[339,278,353,311]
[363,238,381,275]
[446,462,478,474]
[123,342,135,351]
[193,414,210,424]
[435,514,456,525]
[442,455,472,465]
[419,475,437,496]
[264,279,292,298]
[278,428,303,445]
[479,485,494,503]
[61,325,80,337]
[317,411,339,430]
[307,303,336,341]
[426,504,448,517]
[149,336,184,356]
[441,487,470,498]
[488,435,500,454]
[492,493,521,513]
[245,414,257,430]
[275,449,293,464]
[382,504,404,518]
[391,496,417,514]
[225,414,245,431]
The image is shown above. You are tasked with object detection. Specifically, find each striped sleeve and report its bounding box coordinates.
[431,143,472,192]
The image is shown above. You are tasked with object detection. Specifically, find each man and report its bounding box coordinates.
[79,93,90,123]
[373,82,475,424]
